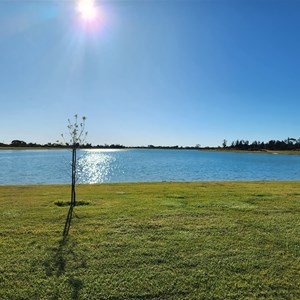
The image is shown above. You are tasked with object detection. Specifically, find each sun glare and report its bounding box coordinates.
[77,0,97,21]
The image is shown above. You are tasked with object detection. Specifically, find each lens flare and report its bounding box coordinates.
[77,0,97,21]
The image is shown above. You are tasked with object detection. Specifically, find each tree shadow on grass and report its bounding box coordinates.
[63,203,74,238]
[44,205,84,300]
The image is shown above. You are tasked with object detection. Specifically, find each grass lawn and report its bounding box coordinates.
[0,182,300,299]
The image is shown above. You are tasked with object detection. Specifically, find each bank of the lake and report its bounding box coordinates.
[1,146,300,155]
[1,181,299,299]
[202,148,300,155]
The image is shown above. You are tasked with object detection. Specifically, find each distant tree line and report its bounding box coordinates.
[222,138,300,151]
[1,138,299,151]
[0,140,200,150]
[0,140,110,149]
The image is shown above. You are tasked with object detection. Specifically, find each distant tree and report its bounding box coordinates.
[60,115,87,207]
[222,139,227,148]
[11,140,27,146]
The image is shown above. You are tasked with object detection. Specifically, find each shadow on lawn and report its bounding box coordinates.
[44,205,84,300]
[63,203,74,237]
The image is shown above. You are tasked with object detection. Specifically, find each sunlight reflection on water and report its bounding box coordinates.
[77,150,117,183]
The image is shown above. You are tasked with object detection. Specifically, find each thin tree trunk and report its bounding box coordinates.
[71,146,76,207]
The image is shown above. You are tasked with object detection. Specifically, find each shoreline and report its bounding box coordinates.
[1,180,300,188]
[199,148,300,155]
[1,146,300,155]
[0,146,300,155]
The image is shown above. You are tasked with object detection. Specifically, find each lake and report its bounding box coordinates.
[0,149,299,185]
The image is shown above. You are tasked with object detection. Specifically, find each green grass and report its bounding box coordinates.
[1,182,300,299]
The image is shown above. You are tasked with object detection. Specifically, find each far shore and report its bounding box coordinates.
[1,146,300,155]
[200,148,300,155]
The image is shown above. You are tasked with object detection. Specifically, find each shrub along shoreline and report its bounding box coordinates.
[0,181,299,299]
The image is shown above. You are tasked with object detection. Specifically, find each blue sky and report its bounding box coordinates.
[0,0,299,147]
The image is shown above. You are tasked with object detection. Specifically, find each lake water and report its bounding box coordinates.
[0,149,299,185]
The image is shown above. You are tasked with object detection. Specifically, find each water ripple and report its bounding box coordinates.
[77,150,117,184]
[0,149,300,185]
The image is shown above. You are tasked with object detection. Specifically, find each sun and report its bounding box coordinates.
[77,0,97,21]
